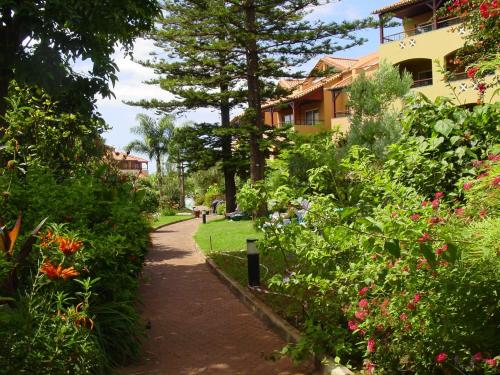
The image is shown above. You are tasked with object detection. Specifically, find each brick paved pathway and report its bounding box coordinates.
[121,218,314,375]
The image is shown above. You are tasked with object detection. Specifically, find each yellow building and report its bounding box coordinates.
[263,53,379,135]
[374,0,495,105]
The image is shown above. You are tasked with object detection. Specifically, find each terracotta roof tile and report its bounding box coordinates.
[373,0,424,14]
[110,150,149,163]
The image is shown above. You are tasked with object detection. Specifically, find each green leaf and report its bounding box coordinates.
[384,239,401,258]
[419,243,436,265]
[434,119,455,137]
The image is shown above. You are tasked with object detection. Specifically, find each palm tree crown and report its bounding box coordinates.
[126,114,175,178]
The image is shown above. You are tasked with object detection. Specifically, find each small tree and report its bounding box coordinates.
[346,63,412,159]
[126,114,175,189]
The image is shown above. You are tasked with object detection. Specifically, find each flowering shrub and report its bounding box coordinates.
[0,164,150,373]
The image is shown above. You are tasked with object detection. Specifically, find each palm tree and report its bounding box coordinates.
[126,114,175,183]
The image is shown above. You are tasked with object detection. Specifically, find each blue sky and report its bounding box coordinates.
[97,0,399,161]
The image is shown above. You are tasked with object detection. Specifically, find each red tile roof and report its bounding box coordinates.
[110,150,149,163]
[373,0,424,14]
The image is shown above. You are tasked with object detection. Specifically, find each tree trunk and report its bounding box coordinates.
[0,70,11,129]
[155,154,163,198]
[178,161,185,209]
[220,81,237,213]
[244,0,265,183]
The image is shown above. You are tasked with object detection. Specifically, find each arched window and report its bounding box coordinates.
[397,58,433,88]
[445,51,467,81]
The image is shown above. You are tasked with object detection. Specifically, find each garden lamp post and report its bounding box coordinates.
[246,239,260,287]
[202,210,207,224]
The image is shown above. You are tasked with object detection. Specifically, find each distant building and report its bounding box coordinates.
[262,53,379,135]
[106,147,149,177]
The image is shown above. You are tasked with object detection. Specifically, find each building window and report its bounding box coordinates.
[304,109,320,125]
[282,114,293,125]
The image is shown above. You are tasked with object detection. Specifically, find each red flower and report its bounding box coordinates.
[484,358,497,367]
[410,213,421,221]
[434,192,444,199]
[455,207,465,216]
[355,310,368,320]
[391,211,398,218]
[463,181,473,190]
[418,233,431,242]
[435,352,448,363]
[492,175,500,188]
[40,260,79,280]
[365,361,376,375]
[407,302,416,310]
[487,154,500,162]
[480,209,488,218]
[429,217,441,224]
[431,199,440,209]
[473,352,482,362]
[467,66,478,78]
[413,293,422,303]
[367,338,376,353]
[480,2,491,18]
[347,320,358,331]
[472,159,483,168]
[477,83,487,94]
[358,299,369,308]
[400,312,408,320]
[358,287,369,296]
[421,200,429,207]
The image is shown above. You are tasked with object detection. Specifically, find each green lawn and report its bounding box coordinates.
[194,218,262,252]
[153,214,193,229]
[194,218,303,327]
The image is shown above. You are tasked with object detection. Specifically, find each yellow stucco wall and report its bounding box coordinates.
[380,23,495,105]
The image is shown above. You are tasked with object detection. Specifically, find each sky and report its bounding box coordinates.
[96,0,399,162]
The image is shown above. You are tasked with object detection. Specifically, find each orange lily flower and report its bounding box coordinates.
[40,260,79,280]
[57,237,82,255]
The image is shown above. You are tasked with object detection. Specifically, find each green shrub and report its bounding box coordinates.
[216,202,226,215]
[161,206,177,216]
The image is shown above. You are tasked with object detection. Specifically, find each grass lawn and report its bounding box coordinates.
[194,218,304,327]
[153,214,193,229]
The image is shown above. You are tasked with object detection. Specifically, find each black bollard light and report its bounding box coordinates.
[246,239,260,287]
[202,210,207,224]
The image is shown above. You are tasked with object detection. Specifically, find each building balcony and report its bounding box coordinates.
[382,17,462,44]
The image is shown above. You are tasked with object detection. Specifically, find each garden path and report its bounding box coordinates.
[121,217,314,375]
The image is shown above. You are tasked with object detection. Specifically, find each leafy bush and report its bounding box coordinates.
[216,202,226,215]
[0,163,150,372]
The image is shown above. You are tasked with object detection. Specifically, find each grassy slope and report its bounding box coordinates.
[153,215,193,229]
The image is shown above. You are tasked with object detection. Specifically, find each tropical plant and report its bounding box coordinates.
[126,114,176,181]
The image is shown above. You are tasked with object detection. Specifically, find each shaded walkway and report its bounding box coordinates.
[121,218,313,375]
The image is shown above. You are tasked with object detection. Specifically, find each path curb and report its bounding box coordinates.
[153,216,196,231]
[197,244,354,375]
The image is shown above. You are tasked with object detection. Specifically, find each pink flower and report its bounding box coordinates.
[347,320,358,331]
[477,172,489,180]
[488,154,500,162]
[418,233,431,242]
[358,287,369,296]
[435,247,444,255]
[410,213,421,221]
[480,209,488,218]
[463,182,473,190]
[367,338,376,353]
[429,217,441,224]
[359,328,367,335]
[358,299,369,308]
[421,200,429,207]
[484,358,497,367]
[413,293,421,303]
[472,352,482,362]
[434,192,444,199]
[455,207,465,216]
[399,312,408,320]
[472,159,484,168]
[431,199,440,209]
[391,211,398,218]
[492,175,500,188]
[355,310,368,321]
[365,361,376,375]
[435,352,448,363]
